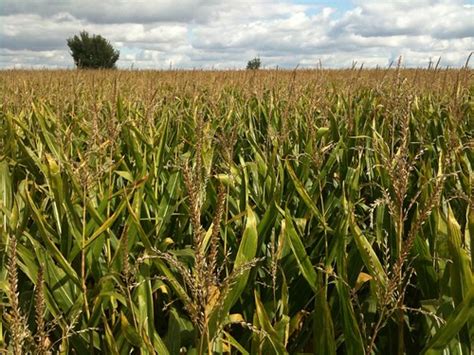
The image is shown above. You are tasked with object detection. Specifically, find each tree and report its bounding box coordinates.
[246,57,261,70]
[67,31,120,69]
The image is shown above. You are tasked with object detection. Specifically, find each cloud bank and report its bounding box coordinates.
[1,0,473,69]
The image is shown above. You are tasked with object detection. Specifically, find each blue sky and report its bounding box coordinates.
[294,0,353,11]
[1,0,473,69]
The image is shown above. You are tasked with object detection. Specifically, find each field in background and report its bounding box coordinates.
[0,68,473,354]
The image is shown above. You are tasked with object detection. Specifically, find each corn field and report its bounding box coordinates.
[0,68,473,354]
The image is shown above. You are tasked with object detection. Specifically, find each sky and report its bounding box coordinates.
[1,0,473,69]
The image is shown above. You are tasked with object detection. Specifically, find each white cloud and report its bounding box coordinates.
[0,0,473,69]
[0,0,219,24]
[0,48,70,68]
[337,0,474,39]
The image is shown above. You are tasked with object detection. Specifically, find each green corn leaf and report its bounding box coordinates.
[208,206,258,337]
[22,186,81,288]
[347,207,387,289]
[223,331,249,355]
[284,209,318,293]
[313,277,336,355]
[285,160,329,231]
[103,315,120,355]
[335,278,365,355]
[82,197,127,251]
[120,313,142,348]
[423,286,474,353]
[254,291,288,354]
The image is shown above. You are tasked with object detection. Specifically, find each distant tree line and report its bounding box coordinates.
[67,31,262,70]
[67,31,119,69]
[246,57,261,70]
